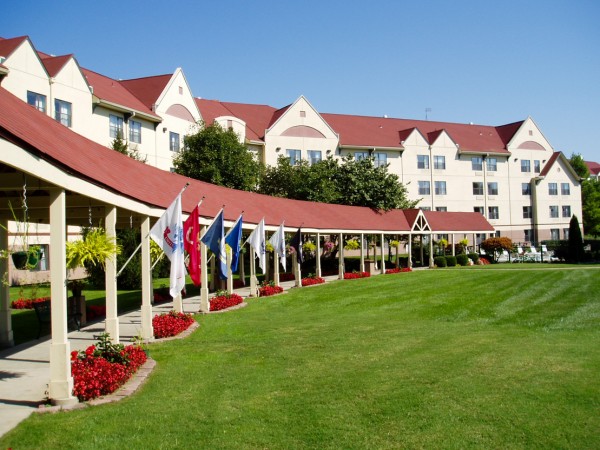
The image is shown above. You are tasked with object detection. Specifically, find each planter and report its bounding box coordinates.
[11,249,39,270]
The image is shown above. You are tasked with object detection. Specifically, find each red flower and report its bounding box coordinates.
[258,285,284,297]
[152,311,194,338]
[301,277,325,286]
[385,267,412,274]
[210,293,244,311]
[343,271,370,279]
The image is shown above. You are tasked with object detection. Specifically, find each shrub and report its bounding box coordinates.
[468,252,480,264]
[434,256,447,267]
[259,281,284,297]
[153,310,194,338]
[446,255,457,267]
[210,292,244,310]
[456,254,469,266]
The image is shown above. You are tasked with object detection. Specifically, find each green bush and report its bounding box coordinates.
[446,255,457,267]
[456,254,469,266]
[434,256,447,267]
[468,252,479,264]
[397,256,410,268]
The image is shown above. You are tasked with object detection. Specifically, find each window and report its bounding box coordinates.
[522,183,531,195]
[486,157,497,171]
[355,151,369,161]
[472,182,484,195]
[417,155,429,169]
[561,183,570,195]
[474,206,484,215]
[129,120,142,143]
[287,149,301,165]
[307,150,322,165]
[30,244,49,271]
[521,159,531,172]
[434,181,446,195]
[433,155,446,170]
[534,160,541,173]
[109,114,124,138]
[418,181,431,195]
[420,206,431,211]
[54,99,72,127]
[562,205,571,218]
[471,157,483,171]
[374,152,387,168]
[169,132,180,152]
[563,228,569,240]
[435,206,447,212]
[524,229,533,242]
[488,206,499,220]
[487,182,498,196]
[523,206,532,219]
[549,205,559,218]
[550,229,560,241]
[27,91,46,112]
[548,183,558,195]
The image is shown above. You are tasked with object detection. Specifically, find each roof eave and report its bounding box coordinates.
[92,97,162,123]
[340,144,404,152]
[458,149,510,157]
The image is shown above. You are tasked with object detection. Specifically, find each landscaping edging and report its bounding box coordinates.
[203,301,248,314]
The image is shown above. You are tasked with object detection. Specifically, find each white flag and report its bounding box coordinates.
[246,218,266,273]
[150,193,186,299]
[268,223,286,272]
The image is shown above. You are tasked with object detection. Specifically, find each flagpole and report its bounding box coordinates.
[199,225,210,312]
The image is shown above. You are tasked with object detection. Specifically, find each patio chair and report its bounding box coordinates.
[529,246,542,262]
[512,247,524,263]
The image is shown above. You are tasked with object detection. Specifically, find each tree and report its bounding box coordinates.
[567,215,584,263]
[173,122,261,191]
[110,132,147,163]
[259,155,418,211]
[481,237,513,262]
[569,153,589,178]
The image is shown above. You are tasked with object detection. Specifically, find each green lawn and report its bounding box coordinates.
[2,266,599,449]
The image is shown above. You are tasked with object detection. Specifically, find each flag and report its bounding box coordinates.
[289,227,303,264]
[246,218,266,273]
[268,222,286,272]
[225,214,243,273]
[183,204,201,286]
[201,209,227,280]
[150,193,186,298]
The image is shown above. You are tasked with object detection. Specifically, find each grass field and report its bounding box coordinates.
[1,266,599,449]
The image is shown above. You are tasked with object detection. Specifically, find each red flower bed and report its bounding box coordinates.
[385,267,413,274]
[302,277,325,286]
[10,297,50,310]
[210,293,244,311]
[259,284,284,297]
[344,271,371,279]
[479,257,491,265]
[86,304,106,321]
[70,333,147,401]
[279,272,295,282]
[152,310,195,338]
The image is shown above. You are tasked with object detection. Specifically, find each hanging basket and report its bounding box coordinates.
[11,248,40,270]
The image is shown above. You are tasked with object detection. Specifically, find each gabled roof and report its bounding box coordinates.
[423,211,495,232]
[0,86,493,234]
[0,36,28,59]
[539,152,581,181]
[82,69,161,121]
[39,54,72,77]
[585,161,600,176]
[120,74,172,110]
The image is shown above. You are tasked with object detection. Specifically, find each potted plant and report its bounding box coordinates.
[0,201,42,270]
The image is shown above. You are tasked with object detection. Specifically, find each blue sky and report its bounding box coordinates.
[3,0,599,162]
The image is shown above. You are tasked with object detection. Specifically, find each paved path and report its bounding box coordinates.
[0,276,326,437]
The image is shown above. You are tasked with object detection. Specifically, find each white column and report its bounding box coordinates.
[226,247,233,295]
[0,219,14,347]
[429,235,434,268]
[338,233,344,280]
[373,238,378,270]
[104,206,119,343]
[140,216,154,340]
[359,233,365,273]
[273,251,280,287]
[315,232,321,278]
[451,234,456,256]
[209,257,216,291]
[408,235,413,269]
[199,226,210,312]
[294,252,302,287]
[48,188,77,406]
[249,247,257,297]
[380,233,386,274]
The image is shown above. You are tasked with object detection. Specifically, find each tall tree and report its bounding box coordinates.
[173,122,261,191]
[570,153,600,236]
[569,153,590,178]
[567,215,584,263]
[110,132,147,163]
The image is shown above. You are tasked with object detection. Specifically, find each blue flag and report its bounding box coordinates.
[225,214,243,273]
[201,209,227,280]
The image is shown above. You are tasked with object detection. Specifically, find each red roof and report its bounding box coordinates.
[120,74,172,111]
[195,98,523,153]
[40,54,73,78]
[0,87,492,234]
[539,152,561,177]
[0,36,28,59]
[82,69,161,120]
[423,211,494,232]
[585,161,600,176]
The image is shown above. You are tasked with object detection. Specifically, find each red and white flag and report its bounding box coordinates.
[183,204,201,286]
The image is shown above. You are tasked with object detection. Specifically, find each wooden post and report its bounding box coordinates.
[200,226,210,312]
[105,206,119,343]
[380,233,385,274]
[338,233,344,280]
[226,247,233,294]
[315,232,322,278]
[360,233,365,273]
[250,247,257,297]
[0,219,13,347]
[140,216,154,340]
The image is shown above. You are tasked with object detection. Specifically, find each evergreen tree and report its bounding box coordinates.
[567,215,584,263]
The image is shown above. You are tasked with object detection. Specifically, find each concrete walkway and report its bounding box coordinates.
[0,276,325,437]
